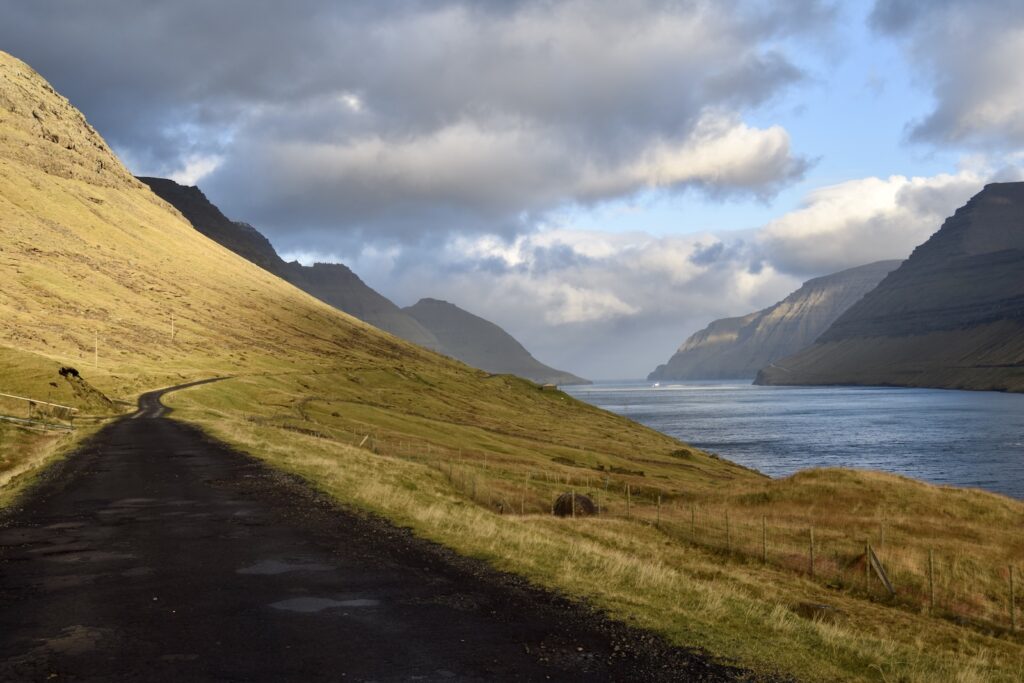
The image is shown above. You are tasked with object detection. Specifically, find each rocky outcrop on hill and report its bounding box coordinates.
[0,52,139,190]
[405,299,589,385]
[756,182,1024,392]
[649,261,900,380]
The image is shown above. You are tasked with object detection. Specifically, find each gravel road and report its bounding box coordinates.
[0,382,764,682]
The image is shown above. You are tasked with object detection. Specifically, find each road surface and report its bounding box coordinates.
[0,382,760,682]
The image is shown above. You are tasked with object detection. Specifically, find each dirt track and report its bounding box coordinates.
[0,382,763,682]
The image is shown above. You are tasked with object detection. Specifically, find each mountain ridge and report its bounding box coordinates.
[649,260,901,381]
[756,182,1024,392]
[137,177,444,351]
[404,298,589,386]
[139,177,588,385]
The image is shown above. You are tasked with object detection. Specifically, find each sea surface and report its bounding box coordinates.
[565,381,1024,499]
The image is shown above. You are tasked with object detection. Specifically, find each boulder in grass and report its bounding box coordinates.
[552,492,596,517]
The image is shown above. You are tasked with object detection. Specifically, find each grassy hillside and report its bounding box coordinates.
[169,376,1024,682]
[3,50,1024,681]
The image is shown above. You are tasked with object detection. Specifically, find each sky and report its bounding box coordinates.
[3,0,1023,379]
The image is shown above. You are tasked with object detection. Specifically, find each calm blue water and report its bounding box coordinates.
[565,381,1024,499]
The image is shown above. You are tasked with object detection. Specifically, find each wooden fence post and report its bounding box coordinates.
[522,472,529,515]
[725,510,731,553]
[809,526,815,579]
[928,549,935,616]
[571,490,576,520]
[691,505,696,539]
[866,544,895,597]
[865,543,870,591]
[761,516,767,564]
[626,485,631,519]
[1011,565,1017,632]
[657,495,661,527]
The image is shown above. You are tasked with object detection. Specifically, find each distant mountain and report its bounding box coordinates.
[756,182,1024,392]
[139,177,442,351]
[405,299,589,385]
[141,177,587,385]
[649,260,900,381]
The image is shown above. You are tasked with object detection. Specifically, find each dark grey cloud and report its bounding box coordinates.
[870,0,1024,148]
[1,0,830,247]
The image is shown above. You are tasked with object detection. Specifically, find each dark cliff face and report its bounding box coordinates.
[139,177,587,384]
[404,299,589,385]
[138,177,442,350]
[649,260,900,381]
[138,178,285,272]
[757,182,1024,392]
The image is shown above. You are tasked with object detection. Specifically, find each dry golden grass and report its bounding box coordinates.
[3,48,1024,681]
[168,374,1024,682]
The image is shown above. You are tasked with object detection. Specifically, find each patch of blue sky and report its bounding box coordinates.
[560,0,961,239]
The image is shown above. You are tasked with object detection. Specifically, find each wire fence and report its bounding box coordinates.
[0,392,77,431]
[253,412,1022,637]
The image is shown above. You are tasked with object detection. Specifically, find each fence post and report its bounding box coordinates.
[1011,565,1017,632]
[928,548,935,616]
[762,515,767,564]
[657,495,661,527]
[626,485,631,519]
[522,472,529,515]
[809,526,815,579]
[691,505,696,539]
[865,543,870,591]
[725,510,731,553]
[571,490,576,519]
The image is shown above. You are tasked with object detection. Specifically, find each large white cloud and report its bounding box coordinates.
[758,170,985,276]
[871,0,1024,148]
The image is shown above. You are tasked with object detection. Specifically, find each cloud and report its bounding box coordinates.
[758,170,984,277]
[168,154,224,186]
[211,111,807,245]
[870,0,1024,148]
[326,164,998,378]
[0,0,829,245]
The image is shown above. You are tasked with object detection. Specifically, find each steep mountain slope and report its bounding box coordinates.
[404,298,588,385]
[649,261,900,380]
[139,177,586,385]
[0,48,728,492]
[756,183,1024,391]
[137,177,443,351]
